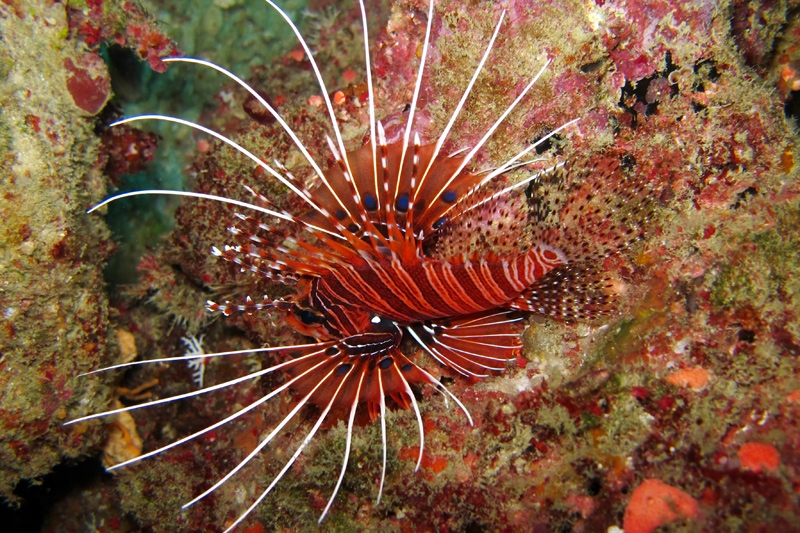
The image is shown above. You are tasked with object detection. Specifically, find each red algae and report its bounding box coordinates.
[623,479,699,533]
[66,0,180,73]
[98,123,160,183]
[63,54,110,115]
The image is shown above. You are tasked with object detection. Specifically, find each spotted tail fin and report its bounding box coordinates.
[507,260,620,321]
[527,158,655,263]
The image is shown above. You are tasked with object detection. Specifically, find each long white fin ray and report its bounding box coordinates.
[263,0,361,222]
[429,59,552,207]
[88,189,343,240]
[413,10,507,203]
[110,115,329,218]
[358,0,380,211]
[220,363,354,532]
[108,352,332,471]
[394,0,435,201]
[182,359,340,508]
[406,327,489,378]
[319,366,367,522]
[376,368,388,505]
[397,366,425,471]
[65,347,328,425]
[162,57,353,218]
[76,342,326,377]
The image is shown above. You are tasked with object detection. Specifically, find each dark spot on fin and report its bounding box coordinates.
[363,193,377,211]
[396,193,409,212]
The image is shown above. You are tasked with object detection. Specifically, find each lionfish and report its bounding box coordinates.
[68,0,652,530]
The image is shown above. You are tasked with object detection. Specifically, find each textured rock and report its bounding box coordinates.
[12,0,800,531]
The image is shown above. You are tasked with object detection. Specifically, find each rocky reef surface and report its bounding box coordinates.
[1,0,799,531]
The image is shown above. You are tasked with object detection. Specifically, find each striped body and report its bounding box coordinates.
[314,244,567,329]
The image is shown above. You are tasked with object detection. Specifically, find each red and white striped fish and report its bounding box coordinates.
[68,0,653,530]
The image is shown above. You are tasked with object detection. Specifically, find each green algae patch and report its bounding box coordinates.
[710,201,800,311]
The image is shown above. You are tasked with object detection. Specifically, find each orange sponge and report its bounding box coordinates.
[623,478,699,533]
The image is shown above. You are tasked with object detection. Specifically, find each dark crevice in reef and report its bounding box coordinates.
[784,89,800,125]
[103,43,147,104]
[530,130,564,155]
[732,186,759,209]
[0,457,109,533]
[618,52,680,126]
[689,59,720,113]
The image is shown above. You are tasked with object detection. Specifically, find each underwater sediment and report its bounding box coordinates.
[0,0,799,531]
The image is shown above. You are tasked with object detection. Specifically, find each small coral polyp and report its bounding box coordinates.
[70,0,653,530]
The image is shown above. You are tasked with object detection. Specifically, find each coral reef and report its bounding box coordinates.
[0,0,179,524]
[3,0,798,531]
[0,0,117,506]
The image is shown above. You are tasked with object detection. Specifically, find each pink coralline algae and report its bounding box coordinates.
[66,0,180,72]
[738,442,781,474]
[123,21,180,73]
[602,0,716,82]
[664,366,710,391]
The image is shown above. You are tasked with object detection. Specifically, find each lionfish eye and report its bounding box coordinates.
[298,309,321,324]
